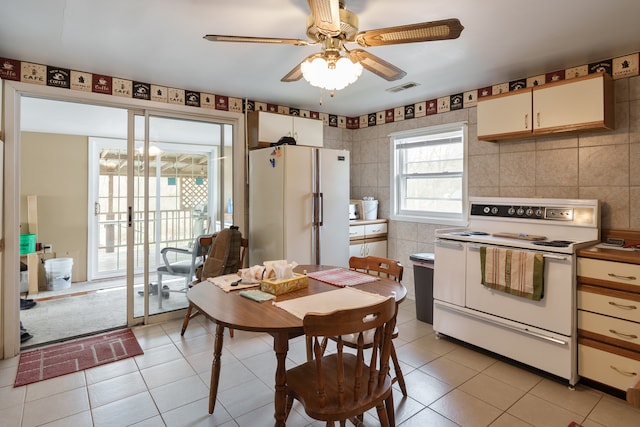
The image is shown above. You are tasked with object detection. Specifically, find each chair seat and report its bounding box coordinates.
[287,353,392,421]
[339,325,399,346]
[157,260,203,275]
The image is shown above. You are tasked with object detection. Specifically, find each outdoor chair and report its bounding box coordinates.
[156,233,212,309]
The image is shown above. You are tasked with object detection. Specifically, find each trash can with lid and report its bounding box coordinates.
[410,252,434,324]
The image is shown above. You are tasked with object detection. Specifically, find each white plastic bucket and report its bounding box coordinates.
[362,200,378,220]
[44,258,73,291]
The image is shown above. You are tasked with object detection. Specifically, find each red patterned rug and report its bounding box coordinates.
[14,328,143,387]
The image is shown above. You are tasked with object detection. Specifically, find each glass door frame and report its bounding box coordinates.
[1,80,246,357]
[131,110,231,322]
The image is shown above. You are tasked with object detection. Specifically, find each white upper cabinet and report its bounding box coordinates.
[247,111,323,149]
[477,89,532,140]
[477,72,614,142]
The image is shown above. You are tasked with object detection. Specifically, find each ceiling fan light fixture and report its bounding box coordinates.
[300,54,363,91]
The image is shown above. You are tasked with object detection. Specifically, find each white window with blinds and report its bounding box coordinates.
[390,122,468,225]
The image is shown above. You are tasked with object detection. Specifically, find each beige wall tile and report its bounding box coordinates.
[630,187,640,230]
[579,101,629,147]
[535,134,578,151]
[631,143,640,186]
[535,148,578,187]
[630,75,640,101]
[532,186,579,199]
[468,154,500,187]
[579,144,629,186]
[500,151,536,187]
[579,186,629,229]
[631,99,640,143]
[498,186,537,197]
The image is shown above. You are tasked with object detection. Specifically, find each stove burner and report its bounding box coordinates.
[532,240,574,247]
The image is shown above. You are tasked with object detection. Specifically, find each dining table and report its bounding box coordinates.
[186,263,407,427]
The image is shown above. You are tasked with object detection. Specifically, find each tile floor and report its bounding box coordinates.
[2,300,640,426]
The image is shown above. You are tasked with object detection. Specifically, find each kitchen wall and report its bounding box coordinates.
[337,75,640,299]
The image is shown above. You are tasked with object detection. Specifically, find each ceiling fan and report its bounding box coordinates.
[204,0,463,91]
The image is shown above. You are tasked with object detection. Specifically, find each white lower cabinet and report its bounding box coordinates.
[349,220,387,259]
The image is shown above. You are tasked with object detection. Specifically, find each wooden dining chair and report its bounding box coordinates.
[180,229,247,336]
[285,298,397,427]
[344,255,407,396]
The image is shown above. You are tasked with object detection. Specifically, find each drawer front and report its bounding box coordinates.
[578,290,640,323]
[579,344,640,390]
[364,223,387,237]
[349,225,365,240]
[578,310,640,346]
[578,257,640,288]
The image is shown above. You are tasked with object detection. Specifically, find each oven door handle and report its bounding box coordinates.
[435,239,465,249]
[467,244,569,261]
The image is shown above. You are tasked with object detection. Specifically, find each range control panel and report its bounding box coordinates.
[470,203,574,221]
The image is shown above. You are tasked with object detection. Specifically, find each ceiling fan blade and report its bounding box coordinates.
[355,18,464,47]
[307,0,341,37]
[349,49,407,81]
[281,53,323,82]
[204,34,312,46]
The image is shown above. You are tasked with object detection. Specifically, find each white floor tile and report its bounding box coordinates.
[91,391,159,427]
[22,387,90,427]
[7,316,640,427]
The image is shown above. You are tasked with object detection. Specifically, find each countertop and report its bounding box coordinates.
[349,218,387,226]
[577,229,640,265]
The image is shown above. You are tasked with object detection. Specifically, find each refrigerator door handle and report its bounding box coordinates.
[318,192,324,226]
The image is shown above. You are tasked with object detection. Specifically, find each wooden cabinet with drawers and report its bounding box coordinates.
[349,220,387,258]
[577,235,640,394]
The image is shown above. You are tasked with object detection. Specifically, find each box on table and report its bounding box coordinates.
[260,273,308,296]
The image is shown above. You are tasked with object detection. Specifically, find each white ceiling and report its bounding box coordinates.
[1,0,640,118]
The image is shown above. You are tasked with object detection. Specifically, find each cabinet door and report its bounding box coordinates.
[366,240,387,258]
[349,241,365,258]
[433,239,466,306]
[477,89,532,141]
[533,73,613,133]
[293,116,323,147]
[259,111,293,142]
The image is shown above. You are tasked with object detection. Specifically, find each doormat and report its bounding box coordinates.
[14,328,143,387]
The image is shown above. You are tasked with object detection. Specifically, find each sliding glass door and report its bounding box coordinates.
[131,112,233,318]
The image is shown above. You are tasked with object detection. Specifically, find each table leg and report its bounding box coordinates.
[273,332,289,427]
[209,324,225,414]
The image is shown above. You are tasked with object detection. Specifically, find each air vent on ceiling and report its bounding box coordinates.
[386,82,420,93]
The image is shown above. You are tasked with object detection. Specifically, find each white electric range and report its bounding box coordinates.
[433,196,600,386]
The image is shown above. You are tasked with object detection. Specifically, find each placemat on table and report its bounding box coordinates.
[272,287,388,319]
[207,273,259,292]
[306,268,379,287]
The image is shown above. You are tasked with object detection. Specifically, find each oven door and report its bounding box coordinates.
[465,243,574,336]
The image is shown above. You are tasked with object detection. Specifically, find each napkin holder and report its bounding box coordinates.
[260,273,308,296]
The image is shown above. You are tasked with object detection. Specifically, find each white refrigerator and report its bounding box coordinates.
[249,145,350,267]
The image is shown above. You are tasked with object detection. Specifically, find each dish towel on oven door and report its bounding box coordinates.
[480,247,544,301]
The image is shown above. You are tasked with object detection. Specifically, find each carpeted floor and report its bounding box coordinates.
[14,328,143,387]
[20,280,190,348]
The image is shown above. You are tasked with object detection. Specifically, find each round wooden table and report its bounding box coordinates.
[187,264,407,426]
